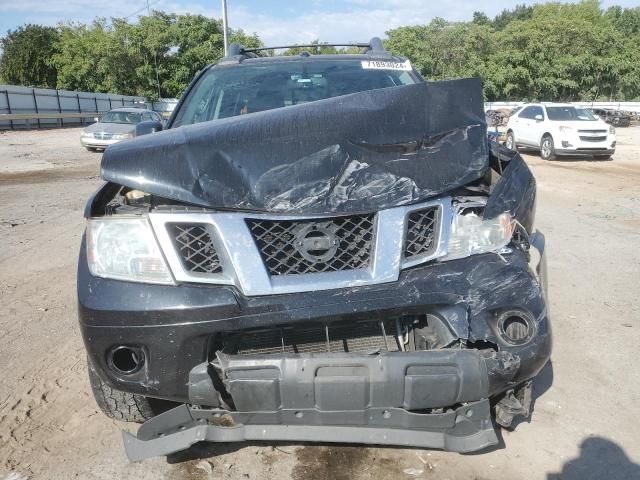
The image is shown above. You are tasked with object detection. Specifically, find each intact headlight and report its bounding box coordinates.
[86,218,173,284]
[559,126,573,134]
[112,133,134,140]
[609,125,615,134]
[445,211,514,260]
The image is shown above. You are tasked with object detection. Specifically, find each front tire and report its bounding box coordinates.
[505,131,517,151]
[87,358,155,423]
[540,135,556,160]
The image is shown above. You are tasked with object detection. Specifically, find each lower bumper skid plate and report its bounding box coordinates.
[123,399,498,461]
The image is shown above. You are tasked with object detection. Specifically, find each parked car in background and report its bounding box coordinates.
[80,107,164,151]
[506,103,616,160]
[591,108,631,127]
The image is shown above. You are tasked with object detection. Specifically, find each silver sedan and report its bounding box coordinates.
[80,108,163,151]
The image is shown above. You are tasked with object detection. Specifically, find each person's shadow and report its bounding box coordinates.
[548,437,640,480]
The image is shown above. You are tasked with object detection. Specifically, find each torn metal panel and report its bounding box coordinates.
[484,153,537,231]
[101,78,488,214]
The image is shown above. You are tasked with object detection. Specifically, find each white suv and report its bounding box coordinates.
[505,103,616,160]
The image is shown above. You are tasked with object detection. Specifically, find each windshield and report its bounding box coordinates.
[100,111,143,124]
[172,59,418,127]
[546,106,596,121]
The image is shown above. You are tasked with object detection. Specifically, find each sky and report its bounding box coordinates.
[0,0,637,45]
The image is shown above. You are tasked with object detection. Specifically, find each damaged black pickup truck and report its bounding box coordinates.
[78,38,551,461]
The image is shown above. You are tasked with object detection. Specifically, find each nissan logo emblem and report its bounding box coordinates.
[294,223,339,263]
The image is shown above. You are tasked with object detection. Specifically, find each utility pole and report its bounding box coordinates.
[222,0,229,56]
[146,0,162,100]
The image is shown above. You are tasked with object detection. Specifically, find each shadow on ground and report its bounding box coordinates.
[508,360,554,431]
[551,157,613,163]
[471,360,555,454]
[167,439,433,464]
[533,360,554,402]
[547,437,640,480]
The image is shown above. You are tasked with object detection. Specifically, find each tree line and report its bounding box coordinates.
[1,1,639,101]
[386,1,640,101]
[0,13,260,100]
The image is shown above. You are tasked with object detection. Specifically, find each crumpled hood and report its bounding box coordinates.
[101,78,488,214]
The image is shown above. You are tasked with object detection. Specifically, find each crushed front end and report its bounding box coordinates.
[78,77,551,461]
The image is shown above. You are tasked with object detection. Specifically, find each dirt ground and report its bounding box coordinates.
[1,126,639,480]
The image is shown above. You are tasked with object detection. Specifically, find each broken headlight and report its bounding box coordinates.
[445,211,513,260]
[86,218,174,285]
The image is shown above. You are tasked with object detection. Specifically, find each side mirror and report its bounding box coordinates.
[534,114,543,121]
[93,116,100,123]
[135,120,163,137]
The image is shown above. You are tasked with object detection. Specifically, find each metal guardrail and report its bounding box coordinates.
[0,112,101,129]
[0,87,144,130]
[0,112,99,120]
[0,110,171,128]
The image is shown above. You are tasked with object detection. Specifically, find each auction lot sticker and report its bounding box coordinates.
[361,59,412,71]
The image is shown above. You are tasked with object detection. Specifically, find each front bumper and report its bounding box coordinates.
[80,137,123,149]
[122,348,525,461]
[79,241,550,398]
[556,134,616,156]
[79,234,551,458]
[555,147,615,156]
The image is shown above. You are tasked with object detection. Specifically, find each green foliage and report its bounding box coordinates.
[47,11,261,100]
[492,4,534,30]
[0,24,59,87]
[2,3,639,102]
[386,1,640,101]
[281,40,361,56]
[164,15,260,98]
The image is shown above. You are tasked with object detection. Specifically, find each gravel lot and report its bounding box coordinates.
[1,126,639,480]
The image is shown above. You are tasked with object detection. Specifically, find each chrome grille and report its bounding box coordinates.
[247,215,375,276]
[149,197,449,296]
[94,132,113,140]
[224,320,399,355]
[579,136,607,142]
[404,206,440,259]
[168,224,222,274]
